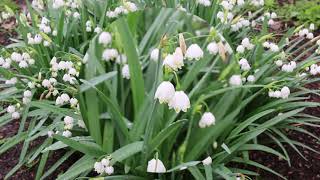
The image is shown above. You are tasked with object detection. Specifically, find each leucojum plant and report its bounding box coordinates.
[1,0,320,179]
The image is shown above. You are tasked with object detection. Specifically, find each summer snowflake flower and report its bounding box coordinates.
[122,64,130,79]
[52,0,65,9]
[12,112,20,119]
[47,130,54,137]
[5,77,17,85]
[247,75,255,82]
[197,0,211,6]
[207,42,219,55]
[202,156,212,165]
[94,27,102,33]
[199,112,216,128]
[229,75,242,86]
[168,91,190,113]
[185,44,204,60]
[147,158,166,173]
[280,86,290,99]
[275,60,283,67]
[239,58,251,71]
[7,105,15,113]
[64,116,74,125]
[236,45,245,53]
[150,48,160,61]
[116,54,127,64]
[98,32,112,45]
[94,158,114,175]
[163,48,184,71]
[155,81,175,104]
[62,130,72,137]
[94,162,104,174]
[103,49,119,61]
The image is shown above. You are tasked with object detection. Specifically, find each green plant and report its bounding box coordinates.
[1,0,320,180]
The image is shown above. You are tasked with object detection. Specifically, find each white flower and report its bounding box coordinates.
[53,0,64,9]
[94,162,104,174]
[155,81,175,104]
[94,27,102,33]
[275,60,283,66]
[23,90,32,97]
[73,12,80,19]
[42,79,51,88]
[280,86,290,99]
[229,75,242,86]
[56,96,64,105]
[19,61,28,68]
[5,77,17,85]
[12,112,20,119]
[239,58,251,71]
[47,130,54,137]
[236,45,245,53]
[237,0,245,6]
[101,158,110,166]
[199,112,216,128]
[98,32,112,45]
[307,33,314,39]
[122,64,130,79]
[150,48,160,61]
[163,48,184,71]
[52,30,58,36]
[270,90,281,98]
[202,156,212,165]
[61,93,70,102]
[147,158,166,173]
[185,44,203,60]
[168,91,190,113]
[62,130,72,137]
[197,0,211,6]
[70,98,78,106]
[207,42,219,55]
[269,43,279,52]
[105,166,114,175]
[310,23,315,30]
[125,2,138,12]
[7,105,15,113]
[102,49,119,61]
[241,38,254,49]
[64,116,74,125]
[116,54,127,64]
[247,75,255,82]
[11,52,22,62]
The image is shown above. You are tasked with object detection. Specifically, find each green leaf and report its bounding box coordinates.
[114,17,145,115]
[53,135,105,157]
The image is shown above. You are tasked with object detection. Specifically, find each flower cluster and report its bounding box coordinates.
[236,38,254,53]
[106,2,138,18]
[94,157,114,175]
[268,86,290,99]
[6,105,20,120]
[155,81,190,113]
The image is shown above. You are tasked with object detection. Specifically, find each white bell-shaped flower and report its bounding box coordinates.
[202,156,212,165]
[280,86,290,99]
[155,81,175,104]
[98,32,112,45]
[229,75,242,86]
[185,44,203,60]
[199,112,216,128]
[168,91,190,113]
[122,64,130,79]
[147,158,166,173]
[150,48,160,61]
[207,42,219,55]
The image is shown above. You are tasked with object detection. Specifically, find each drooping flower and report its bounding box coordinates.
[122,64,130,79]
[239,58,251,71]
[154,81,175,104]
[163,48,184,71]
[202,156,212,165]
[247,75,255,82]
[199,112,216,128]
[147,158,166,173]
[185,44,203,60]
[102,49,119,61]
[280,86,290,99]
[207,42,219,55]
[229,75,242,86]
[168,91,190,113]
[98,32,112,45]
[62,130,72,137]
[150,48,160,61]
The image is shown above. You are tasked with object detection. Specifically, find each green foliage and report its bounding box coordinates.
[271,0,320,26]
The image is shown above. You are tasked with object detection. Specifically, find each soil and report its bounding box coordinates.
[1,0,320,179]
